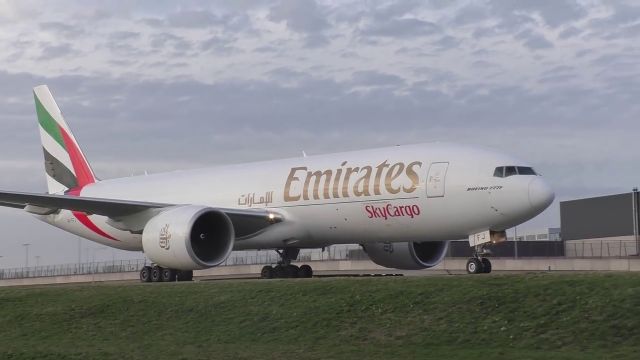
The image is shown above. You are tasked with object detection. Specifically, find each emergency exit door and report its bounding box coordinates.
[426,162,449,198]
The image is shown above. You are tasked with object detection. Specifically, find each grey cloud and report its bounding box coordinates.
[109,31,141,41]
[142,9,252,32]
[350,71,405,88]
[150,33,192,52]
[268,0,330,47]
[360,18,441,38]
[432,35,461,50]
[451,4,488,26]
[489,0,588,28]
[516,30,554,50]
[558,26,582,39]
[369,1,424,20]
[39,22,84,38]
[200,36,239,55]
[166,10,218,28]
[268,0,328,33]
[38,43,79,60]
[600,3,640,26]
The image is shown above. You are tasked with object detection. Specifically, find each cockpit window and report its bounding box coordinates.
[493,166,538,177]
[516,167,537,175]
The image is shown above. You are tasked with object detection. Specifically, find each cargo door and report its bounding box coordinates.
[426,162,449,198]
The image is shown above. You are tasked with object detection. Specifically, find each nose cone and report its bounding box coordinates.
[528,177,555,212]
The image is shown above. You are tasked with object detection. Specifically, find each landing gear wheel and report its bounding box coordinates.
[481,258,492,273]
[151,265,163,282]
[466,258,483,274]
[177,270,193,282]
[161,268,176,282]
[286,265,300,278]
[261,266,274,279]
[274,265,286,278]
[140,266,152,282]
[298,265,313,278]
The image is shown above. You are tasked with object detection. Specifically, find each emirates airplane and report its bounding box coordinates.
[0,85,554,281]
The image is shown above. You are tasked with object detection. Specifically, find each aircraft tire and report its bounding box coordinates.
[140,266,152,282]
[481,258,492,273]
[151,265,163,282]
[274,265,286,278]
[161,268,176,282]
[466,258,483,274]
[286,265,300,278]
[177,270,193,282]
[299,265,313,278]
[261,266,274,279]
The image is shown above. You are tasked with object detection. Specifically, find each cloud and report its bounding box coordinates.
[268,0,330,47]
[360,17,441,38]
[39,21,84,38]
[489,0,588,28]
[38,43,79,60]
[516,30,554,50]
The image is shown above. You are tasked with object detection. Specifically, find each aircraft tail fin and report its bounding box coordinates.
[33,85,97,194]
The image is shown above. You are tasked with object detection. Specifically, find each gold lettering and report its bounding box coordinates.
[284,167,306,202]
[353,166,372,197]
[333,161,347,198]
[403,161,422,193]
[342,166,359,197]
[385,162,405,194]
[304,170,332,200]
[373,160,390,195]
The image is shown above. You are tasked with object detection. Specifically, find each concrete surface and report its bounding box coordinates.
[1,257,640,287]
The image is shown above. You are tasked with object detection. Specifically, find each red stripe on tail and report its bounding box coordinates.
[58,125,95,187]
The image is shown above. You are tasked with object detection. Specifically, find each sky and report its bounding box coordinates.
[0,0,638,268]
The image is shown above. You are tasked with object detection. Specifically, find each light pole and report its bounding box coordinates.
[514,226,518,259]
[22,243,31,268]
[633,187,639,256]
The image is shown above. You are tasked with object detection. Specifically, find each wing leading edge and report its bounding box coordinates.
[0,190,282,237]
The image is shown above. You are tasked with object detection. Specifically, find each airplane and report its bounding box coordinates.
[0,85,554,281]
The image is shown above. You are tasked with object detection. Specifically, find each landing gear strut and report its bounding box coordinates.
[466,245,492,274]
[260,248,314,279]
[139,265,193,283]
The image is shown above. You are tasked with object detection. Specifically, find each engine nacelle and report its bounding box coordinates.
[362,241,449,270]
[142,205,234,270]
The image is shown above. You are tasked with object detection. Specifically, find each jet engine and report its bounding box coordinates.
[142,205,234,270]
[362,241,449,270]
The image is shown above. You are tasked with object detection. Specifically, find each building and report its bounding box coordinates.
[560,190,640,257]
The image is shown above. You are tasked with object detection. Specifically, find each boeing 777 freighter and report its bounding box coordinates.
[0,86,554,281]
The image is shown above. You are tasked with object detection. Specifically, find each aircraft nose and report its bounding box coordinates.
[528,177,555,211]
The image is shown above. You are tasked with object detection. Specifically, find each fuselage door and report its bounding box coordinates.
[426,162,449,198]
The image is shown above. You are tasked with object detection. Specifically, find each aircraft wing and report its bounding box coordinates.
[0,190,282,236]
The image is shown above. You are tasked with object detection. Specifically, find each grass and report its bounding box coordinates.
[0,273,639,359]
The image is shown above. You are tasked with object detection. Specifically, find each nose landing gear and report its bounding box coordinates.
[466,245,492,274]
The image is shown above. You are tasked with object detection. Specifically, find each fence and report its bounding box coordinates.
[564,239,639,258]
[0,248,368,281]
[2,240,639,280]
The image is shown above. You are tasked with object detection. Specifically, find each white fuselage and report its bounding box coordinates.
[42,143,554,251]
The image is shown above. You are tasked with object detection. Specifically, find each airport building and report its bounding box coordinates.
[560,190,640,257]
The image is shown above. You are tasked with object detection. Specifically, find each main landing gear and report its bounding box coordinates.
[466,245,492,274]
[260,248,314,279]
[139,265,193,283]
